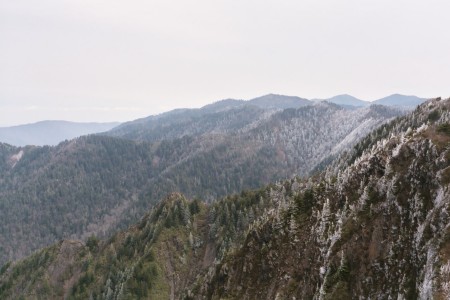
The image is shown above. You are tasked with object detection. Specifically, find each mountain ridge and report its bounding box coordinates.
[1,93,423,147]
[315,93,426,108]
[372,93,425,107]
[325,94,368,107]
[107,94,311,141]
[1,97,449,299]
[0,101,401,265]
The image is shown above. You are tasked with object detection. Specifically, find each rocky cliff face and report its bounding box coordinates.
[1,98,449,299]
[198,97,450,299]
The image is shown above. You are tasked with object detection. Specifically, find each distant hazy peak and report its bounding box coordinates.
[325,94,369,107]
[372,94,425,107]
[0,121,120,147]
[250,93,309,102]
[247,93,311,109]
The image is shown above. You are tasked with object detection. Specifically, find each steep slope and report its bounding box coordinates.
[198,97,450,299]
[0,191,276,299]
[0,136,157,264]
[128,103,401,203]
[0,121,120,146]
[1,97,448,299]
[0,103,400,266]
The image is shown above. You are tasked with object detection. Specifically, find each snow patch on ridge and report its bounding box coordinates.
[419,248,436,299]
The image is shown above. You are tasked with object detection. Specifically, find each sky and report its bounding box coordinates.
[1,0,450,126]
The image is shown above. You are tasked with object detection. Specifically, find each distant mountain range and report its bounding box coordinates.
[320,93,426,108]
[107,94,311,142]
[204,93,425,111]
[0,94,425,147]
[372,93,425,106]
[0,121,120,146]
[201,94,311,112]
[107,93,425,142]
[324,94,369,107]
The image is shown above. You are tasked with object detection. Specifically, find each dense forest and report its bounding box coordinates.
[0,97,449,299]
[0,97,400,263]
[0,100,401,265]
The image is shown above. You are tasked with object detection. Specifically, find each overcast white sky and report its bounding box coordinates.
[1,0,449,126]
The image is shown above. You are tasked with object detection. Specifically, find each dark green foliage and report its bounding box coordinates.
[0,132,269,265]
[0,136,157,264]
[359,186,381,220]
[0,130,297,264]
[325,281,351,300]
[143,250,155,262]
[428,110,440,121]
[118,235,136,260]
[86,236,99,253]
[422,223,433,241]
[0,246,59,299]
[71,272,94,295]
[189,199,201,215]
[294,189,314,222]
[0,261,10,276]
[437,123,450,135]
[337,258,350,282]
[323,257,351,300]
[126,261,158,298]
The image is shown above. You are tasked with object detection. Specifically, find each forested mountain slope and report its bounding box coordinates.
[106,94,311,142]
[198,97,450,299]
[0,102,400,266]
[1,97,449,299]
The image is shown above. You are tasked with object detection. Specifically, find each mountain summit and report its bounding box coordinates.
[325,94,368,107]
[372,93,425,107]
[247,93,311,109]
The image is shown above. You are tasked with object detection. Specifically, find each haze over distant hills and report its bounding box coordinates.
[0,93,424,147]
[318,93,426,108]
[324,94,369,107]
[107,94,312,142]
[108,93,424,142]
[0,121,120,146]
[372,93,426,107]
[247,94,311,109]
